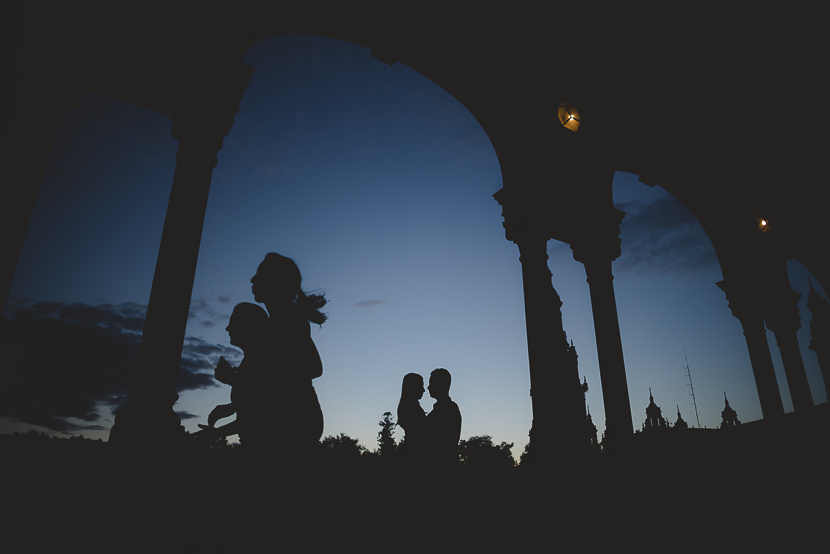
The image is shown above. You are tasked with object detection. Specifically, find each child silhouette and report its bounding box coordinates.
[196,302,268,441]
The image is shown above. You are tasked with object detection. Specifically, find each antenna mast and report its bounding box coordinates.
[684,349,701,428]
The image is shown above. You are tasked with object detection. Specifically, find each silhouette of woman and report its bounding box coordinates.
[247,253,327,459]
[397,373,427,464]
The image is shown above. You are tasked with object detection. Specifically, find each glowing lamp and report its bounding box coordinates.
[558,102,580,132]
[757,216,771,233]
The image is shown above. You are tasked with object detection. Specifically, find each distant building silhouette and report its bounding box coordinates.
[720,394,741,429]
[582,377,599,450]
[674,406,688,430]
[642,388,668,431]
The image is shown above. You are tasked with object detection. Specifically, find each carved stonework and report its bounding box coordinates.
[806,280,830,401]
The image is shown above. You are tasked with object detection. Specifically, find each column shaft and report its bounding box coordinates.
[516,236,584,455]
[581,256,634,442]
[718,279,786,420]
[742,319,786,419]
[108,139,222,444]
[108,89,246,444]
[1,85,81,314]
[773,332,813,412]
[767,287,814,412]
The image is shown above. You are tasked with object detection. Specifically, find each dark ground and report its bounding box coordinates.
[2,415,828,553]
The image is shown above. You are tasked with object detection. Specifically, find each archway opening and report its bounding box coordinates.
[609,171,765,429]
[181,33,533,453]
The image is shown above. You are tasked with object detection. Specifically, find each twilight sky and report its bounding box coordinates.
[1,34,827,457]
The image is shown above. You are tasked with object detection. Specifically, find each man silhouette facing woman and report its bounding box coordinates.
[397,368,461,470]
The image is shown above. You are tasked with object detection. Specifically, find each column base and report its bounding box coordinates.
[108,393,186,448]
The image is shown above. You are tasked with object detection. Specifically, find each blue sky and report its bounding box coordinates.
[1,34,826,457]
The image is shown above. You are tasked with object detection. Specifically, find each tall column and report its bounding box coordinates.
[717,280,785,420]
[767,288,814,412]
[570,208,634,446]
[109,64,253,446]
[806,280,830,402]
[576,253,634,442]
[0,76,82,314]
[494,188,586,463]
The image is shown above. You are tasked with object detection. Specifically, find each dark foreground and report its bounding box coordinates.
[3,418,828,553]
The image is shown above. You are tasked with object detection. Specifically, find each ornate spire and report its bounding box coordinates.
[720,393,741,429]
[674,405,688,429]
[643,388,667,430]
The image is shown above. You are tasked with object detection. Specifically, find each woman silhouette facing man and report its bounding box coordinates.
[397,373,427,464]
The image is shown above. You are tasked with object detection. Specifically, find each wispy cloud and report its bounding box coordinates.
[353,299,389,308]
[615,195,719,275]
[188,295,235,329]
[0,298,239,434]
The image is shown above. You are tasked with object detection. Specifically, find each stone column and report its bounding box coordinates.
[717,280,785,420]
[494,189,585,462]
[109,65,253,446]
[570,208,634,445]
[0,77,82,314]
[806,280,830,402]
[766,288,814,412]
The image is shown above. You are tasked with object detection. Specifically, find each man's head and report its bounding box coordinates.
[428,367,452,400]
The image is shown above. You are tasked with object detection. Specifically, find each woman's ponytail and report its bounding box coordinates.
[297,289,328,325]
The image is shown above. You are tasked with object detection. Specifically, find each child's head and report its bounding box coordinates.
[225,302,269,351]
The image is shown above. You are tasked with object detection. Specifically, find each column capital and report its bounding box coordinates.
[569,207,626,265]
[493,187,551,246]
[765,287,803,336]
[168,98,241,170]
[716,279,765,330]
[168,61,254,168]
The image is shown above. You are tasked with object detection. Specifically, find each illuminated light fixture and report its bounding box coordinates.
[757,216,771,233]
[558,102,580,132]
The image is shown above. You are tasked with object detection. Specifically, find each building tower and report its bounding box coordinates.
[674,405,688,430]
[643,388,667,431]
[720,393,741,429]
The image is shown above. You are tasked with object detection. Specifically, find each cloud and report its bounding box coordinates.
[615,195,719,275]
[188,296,234,329]
[0,298,239,434]
[353,300,389,308]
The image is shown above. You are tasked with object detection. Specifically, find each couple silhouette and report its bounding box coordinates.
[397,368,462,469]
[195,253,326,463]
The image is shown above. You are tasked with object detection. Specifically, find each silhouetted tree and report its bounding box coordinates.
[458,435,515,469]
[376,411,397,457]
[318,433,367,462]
